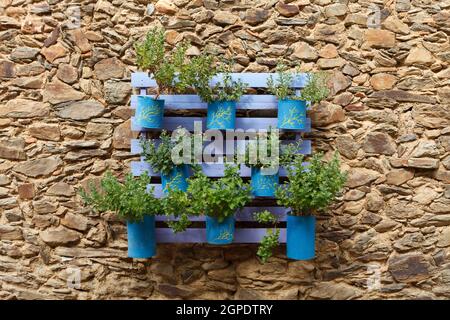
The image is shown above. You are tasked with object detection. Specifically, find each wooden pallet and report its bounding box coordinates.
[130,72,311,243]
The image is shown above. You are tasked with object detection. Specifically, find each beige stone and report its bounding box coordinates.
[40,43,67,63]
[405,47,435,66]
[364,29,396,48]
[370,73,397,90]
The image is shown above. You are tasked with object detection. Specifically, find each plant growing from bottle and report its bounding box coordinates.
[275,152,347,260]
[268,63,329,130]
[79,172,161,258]
[134,27,192,129]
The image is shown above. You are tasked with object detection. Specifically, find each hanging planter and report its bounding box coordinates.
[127,215,156,258]
[206,100,237,130]
[205,215,235,245]
[136,96,164,129]
[161,164,189,194]
[251,167,279,197]
[277,99,307,130]
[286,214,315,260]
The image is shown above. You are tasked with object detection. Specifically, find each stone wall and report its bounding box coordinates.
[0,0,449,300]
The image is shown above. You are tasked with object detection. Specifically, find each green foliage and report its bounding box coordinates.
[300,72,330,104]
[267,63,296,100]
[243,128,280,169]
[275,152,347,215]
[79,172,160,222]
[134,27,191,97]
[267,64,329,104]
[254,210,280,263]
[161,189,196,233]
[186,56,248,103]
[140,129,194,176]
[188,164,252,222]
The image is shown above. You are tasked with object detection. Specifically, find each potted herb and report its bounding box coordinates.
[243,129,280,197]
[275,153,347,260]
[79,172,161,258]
[188,165,252,244]
[254,210,280,263]
[188,56,247,130]
[134,27,191,129]
[267,64,329,130]
[140,129,193,194]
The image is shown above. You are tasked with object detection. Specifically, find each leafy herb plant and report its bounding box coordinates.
[79,172,160,222]
[275,153,347,216]
[242,128,280,169]
[254,210,280,263]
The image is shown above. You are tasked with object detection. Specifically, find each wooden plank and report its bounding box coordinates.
[130,94,298,110]
[156,228,286,243]
[132,162,295,178]
[155,207,288,222]
[130,116,311,132]
[130,138,312,155]
[131,72,308,89]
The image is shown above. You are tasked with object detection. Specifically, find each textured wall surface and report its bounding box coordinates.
[0,0,450,300]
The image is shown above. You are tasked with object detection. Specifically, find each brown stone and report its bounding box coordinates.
[310,102,345,127]
[329,71,351,95]
[85,123,112,140]
[155,0,178,15]
[0,16,21,30]
[11,75,44,89]
[335,135,358,159]
[0,138,26,160]
[18,183,34,199]
[363,132,396,155]
[104,81,131,104]
[13,157,62,178]
[388,253,431,283]
[56,100,104,120]
[319,44,338,59]
[317,58,345,69]
[40,43,68,63]
[405,47,435,66]
[40,227,80,247]
[390,158,440,169]
[382,16,409,34]
[16,61,45,76]
[364,29,396,48]
[0,99,49,118]
[213,11,238,26]
[324,3,347,17]
[0,60,16,78]
[0,225,23,240]
[309,282,361,299]
[245,8,270,25]
[386,169,414,186]
[61,213,88,232]
[43,80,85,104]
[67,29,91,53]
[56,64,78,84]
[275,1,299,17]
[292,42,318,61]
[94,57,125,80]
[29,123,60,141]
[47,182,75,197]
[10,47,39,61]
[370,90,436,104]
[370,73,397,90]
[346,168,380,188]
[157,283,194,298]
[113,120,132,149]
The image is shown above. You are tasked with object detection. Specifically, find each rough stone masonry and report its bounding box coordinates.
[0,0,449,299]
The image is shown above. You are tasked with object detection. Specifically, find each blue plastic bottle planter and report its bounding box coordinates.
[277,99,307,130]
[206,101,237,130]
[205,215,235,245]
[251,167,279,197]
[127,215,156,258]
[286,215,315,260]
[136,96,164,129]
[161,165,189,194]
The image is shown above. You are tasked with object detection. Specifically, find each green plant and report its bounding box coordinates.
[79,172,160,222]
[140,129,194,176]
[300,72,329,104]
[134,27,191,97]
[242,128,280,169]
[254,210,280,263]
[187,56,248,103]
[267,63,329,103]
[188,164,252,222]
[275,152,347,215]
[161,188,196,233]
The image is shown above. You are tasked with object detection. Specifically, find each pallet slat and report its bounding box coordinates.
[130,138,312,155]
[130,116,311,133]
[156,228,286,243]
[131,72,308,89]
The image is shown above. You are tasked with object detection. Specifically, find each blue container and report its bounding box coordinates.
[205,215,235,245]
[206,101,236,130]
[251,167,279,197]
[136,96,164,129]
[127,215,156,258]
[286,214,315,260]
[277,99,307,130]
[161,165,189,194]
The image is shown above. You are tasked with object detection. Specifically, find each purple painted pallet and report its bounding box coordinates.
[156,228,286,243]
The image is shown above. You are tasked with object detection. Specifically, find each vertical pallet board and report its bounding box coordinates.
[131,72,311,243]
